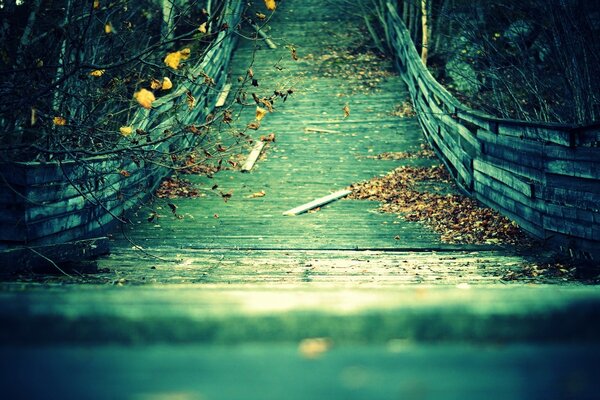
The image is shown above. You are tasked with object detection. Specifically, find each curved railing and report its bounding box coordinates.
[0,1,243,247]
[385,2,600,260]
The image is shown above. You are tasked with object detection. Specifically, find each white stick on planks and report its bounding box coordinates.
[283,190,352,216]
[241,140,266,172]
[253,24,277,49]
[304,127,341,134]
[215,83,232,108]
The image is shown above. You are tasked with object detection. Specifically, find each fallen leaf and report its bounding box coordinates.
[255,106,268,121]
[264,0,276,11]
[134,88,155,109]
[247,121,261,130]
[93,0,100,9]
[260,133,276,142]
[343,104,350,118]
[119,126,133,136]
[248,190,266,198]
[256,12,266,20]
[198,22,207,33]
[119,169,130,177]
[89,69,105,77]
[53,116,67,126]
[161,77,173,90]
[104,22,113,34]
[220,190,233,202]
[168,203,177,214]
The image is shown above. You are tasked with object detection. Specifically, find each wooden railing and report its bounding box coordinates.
[385,2,600,260]
[0,0,243,247]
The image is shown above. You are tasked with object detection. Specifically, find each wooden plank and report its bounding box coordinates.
[473,159,534,198]
[253,24,277,49]
[480,153,543,183]
[241,141,266,172]
[283,190,352,216]
[546,160,600,180]
[215,83,232,108]
[497,123,573,147]
[0,237,110,274]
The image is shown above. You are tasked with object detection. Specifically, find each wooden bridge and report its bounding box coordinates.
[1,1,600,398]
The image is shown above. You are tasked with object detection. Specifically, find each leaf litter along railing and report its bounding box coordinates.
[0,1,244,251]
[384,2,600,260]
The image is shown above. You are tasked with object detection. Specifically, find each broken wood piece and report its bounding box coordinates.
[304,127,341,134]
[241,140,266,172]
[253,24,277,49]
[283,189,352,216]
[215,83,232,107]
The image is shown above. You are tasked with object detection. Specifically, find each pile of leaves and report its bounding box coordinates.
[349,165,532,245]
[501,262,578,282]
[390,101,416,118]
[368,146,436,160]
[301,24,393,92]
[155,177,201,199]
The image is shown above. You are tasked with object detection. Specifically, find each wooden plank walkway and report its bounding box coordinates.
[97,0,550,283]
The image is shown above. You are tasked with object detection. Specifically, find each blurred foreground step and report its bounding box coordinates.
[1,285,599,344]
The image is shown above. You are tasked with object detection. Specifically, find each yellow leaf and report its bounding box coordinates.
[30,108,37,126]
[119,126,133,136]
[104,22,113,34]
[247,190,266,198]
[264,0,276,11]
[255,106,268,121]
[150,79,162,90]
[343,104,350,118]
[186,91,195,110]
[198,22,207,33]
[163,48,191,70]
[256,12,266,20]
[134,88,155,109]
[161,77,173,90]
[93,0,100,9]
[89,69,105,77]
[53,116,67,126]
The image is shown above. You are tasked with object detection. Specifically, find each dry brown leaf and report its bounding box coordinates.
[104,23,113,34]
[343,104,350,118]
[186,91,196,110]
[150,79,162,90]
[93,0,100,9]
[256,12,267,20]
[198,22,207,33]
[260,133,276,142]
[247,121,261,130]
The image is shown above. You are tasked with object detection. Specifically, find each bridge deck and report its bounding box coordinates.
[97,0,546,284]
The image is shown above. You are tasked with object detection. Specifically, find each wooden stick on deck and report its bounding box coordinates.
[241,140,266,172]
[283,190,352,216]
[215,83,232,107]
[253,24,277,49]
[304,127,341,134]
